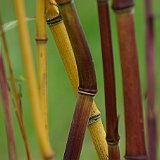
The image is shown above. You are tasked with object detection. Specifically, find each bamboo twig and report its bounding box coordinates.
[45,1,108,159]
[55,0,97,159]
[97,0,120,159]
[145,0,157,159]
[13,0,54,159]
[0,54,17,160]
[0,18,31,160]
[112,0,147,159]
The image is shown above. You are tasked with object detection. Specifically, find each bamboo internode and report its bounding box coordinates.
[112,0,147,159]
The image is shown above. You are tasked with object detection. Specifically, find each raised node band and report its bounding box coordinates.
[125,155,147,160]
[88,114,101,125]
[112,1,134,11]
[56,0,73,6]
[113,6,134,15]
[106,137,120,146]
[78,90,96,96]
[46,15,62,26]
[35,37,48,42]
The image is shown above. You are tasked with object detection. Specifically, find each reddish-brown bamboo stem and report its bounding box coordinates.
[0,17,31,160]
[145,0,157,159]
[55,0,97,159]
[0,54,17,160]
[97,0,120,159]
[112,0,147,159]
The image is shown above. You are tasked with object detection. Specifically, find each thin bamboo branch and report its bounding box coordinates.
[55,0,97,159]
[45,1,108,159]
[97,0,120,159]
[0,54,17,160]
[112,0,147,159]
[0,18,31,160]
[13,0,54,159]
[36,0,49,137]
[145,0,157,159]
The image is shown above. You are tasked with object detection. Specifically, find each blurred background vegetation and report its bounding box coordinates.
[0,0,160,159]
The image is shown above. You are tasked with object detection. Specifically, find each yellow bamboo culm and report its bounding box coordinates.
[46,1,108,159]
[13,0,54,159]
[36,0,49,135]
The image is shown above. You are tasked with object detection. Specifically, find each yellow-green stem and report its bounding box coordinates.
[13,0,54,159]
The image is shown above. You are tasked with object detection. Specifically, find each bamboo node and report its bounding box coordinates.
[35,37,48,43]
[78,89,96,96]
[88,114,101,125]
[113,6,134,15]
[125,155,147,160]
[46,15,62,26]
[56,0,72,5]
[112,1,134,11]
[106,137,120,146]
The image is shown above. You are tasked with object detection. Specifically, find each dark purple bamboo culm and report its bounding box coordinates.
[97,0,120,159]
[0,54,17,160]
[145,0,157,159]
[55,0,97,159]
[112,0,147,159]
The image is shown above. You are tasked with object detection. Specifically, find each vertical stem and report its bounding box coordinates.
[13,0,54,159]
[46,1,108,159]
[36,0,49,136]
[97,0,120,159]
[112,0,147,159]
[0,54,17,160]
[145,0,157,159]
[0,19,31,159]
[55,0,97,159]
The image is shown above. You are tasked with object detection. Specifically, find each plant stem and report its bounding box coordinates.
[112,0,147,159]
[13,0,54,159]
[0,18,31,160]
[145,0,157,159]
[36,0,49,137]
[0,54,17,160]
[46,1,108,159]
[55,0,97,159]
[97,0,120,159]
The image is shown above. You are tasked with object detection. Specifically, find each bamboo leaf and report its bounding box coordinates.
[0,17,35,33]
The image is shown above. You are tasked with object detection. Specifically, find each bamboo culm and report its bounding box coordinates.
[97,0,120,159]
[112,0,147,159]
[145,0,157,159]
[46,1,108,159]
[55,0,97,159]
